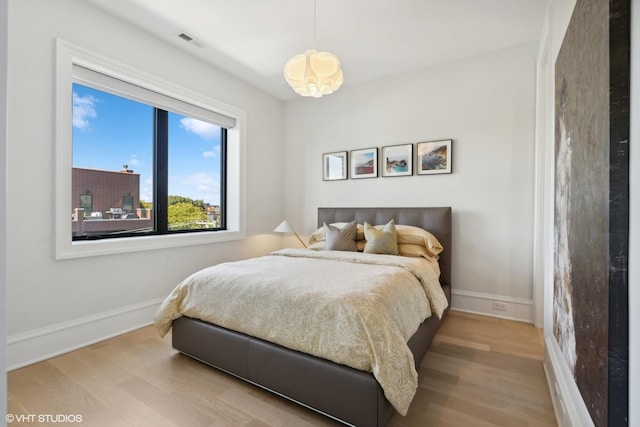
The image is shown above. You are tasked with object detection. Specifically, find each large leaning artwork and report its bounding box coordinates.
[553,0,629,426]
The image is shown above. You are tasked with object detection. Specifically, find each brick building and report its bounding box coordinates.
[72,166,152,237]
[72,166,140,217]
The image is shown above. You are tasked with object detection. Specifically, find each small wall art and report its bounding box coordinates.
[416,139,452,175]
[350,148,378,179]
[381,144,413,177]
[322,151,348,181]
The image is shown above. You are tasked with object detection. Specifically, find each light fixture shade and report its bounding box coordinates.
[273,220,295,233]
[284,49,344,97]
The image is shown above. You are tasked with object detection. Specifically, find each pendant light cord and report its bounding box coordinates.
[313,0,317,50]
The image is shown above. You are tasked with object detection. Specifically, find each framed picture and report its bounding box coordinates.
[381,144,413,177]
[417,139,452,175]
[322,151,348,181]
[350,148,378,179]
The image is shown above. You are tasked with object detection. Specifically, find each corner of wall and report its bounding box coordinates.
[1,0,8,421]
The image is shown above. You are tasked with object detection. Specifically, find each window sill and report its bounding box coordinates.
[56,229,245,260]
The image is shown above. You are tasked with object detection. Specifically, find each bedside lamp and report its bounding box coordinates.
[274,220,307,248]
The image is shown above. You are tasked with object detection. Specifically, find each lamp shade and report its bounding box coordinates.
[273,220,295,233]
[283,49,344,97]
[273,220,307,248]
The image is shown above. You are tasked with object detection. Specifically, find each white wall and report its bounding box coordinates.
[6,0,285,368]
[284,43,538,321]
[1,0,8,420]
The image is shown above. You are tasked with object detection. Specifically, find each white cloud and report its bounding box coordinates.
[202,145,220,158]
[180,117,217,140]
[128,155,140,166]
[184,172,219,192]
[72,92,97,130]
[179,172,220,203]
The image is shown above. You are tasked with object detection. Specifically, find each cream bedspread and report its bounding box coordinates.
[154,248,448,415]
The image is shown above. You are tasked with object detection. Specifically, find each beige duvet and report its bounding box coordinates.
[154,248,448,415]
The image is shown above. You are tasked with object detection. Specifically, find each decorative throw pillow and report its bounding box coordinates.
[324,220,357,251]
[308,222,364,247]
[363,220,399,255]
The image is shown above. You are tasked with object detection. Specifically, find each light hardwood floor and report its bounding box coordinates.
[7,311,557,426]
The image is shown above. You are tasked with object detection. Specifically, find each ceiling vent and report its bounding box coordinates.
[177,32,204,48]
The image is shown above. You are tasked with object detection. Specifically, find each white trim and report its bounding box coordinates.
[543,334,594,427]
[7,297,164,370]
[451,289,534,323]
[0,0,7,421]
[55,39,247,259]
[73,64,237,129]
[532,8,552,329]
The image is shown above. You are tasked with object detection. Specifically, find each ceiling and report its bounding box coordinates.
[87,0,548,100]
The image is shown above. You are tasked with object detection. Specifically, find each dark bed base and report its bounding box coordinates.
[172,285,450,427]
[171,207,452,427]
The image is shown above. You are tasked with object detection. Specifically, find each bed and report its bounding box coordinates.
[154,207,452,427]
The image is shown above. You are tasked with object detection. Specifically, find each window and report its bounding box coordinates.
[71,77,228,240]
[122,195,134,214]
[57,40,246,258]
[78,193,93,214]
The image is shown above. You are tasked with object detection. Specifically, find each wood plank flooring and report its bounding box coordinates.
[7,311,556,426]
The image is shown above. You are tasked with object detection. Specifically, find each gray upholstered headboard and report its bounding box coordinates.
[318,207,452,287]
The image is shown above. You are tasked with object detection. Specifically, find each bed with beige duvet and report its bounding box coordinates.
[154,207,452,426]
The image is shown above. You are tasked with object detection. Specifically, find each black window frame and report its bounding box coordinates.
[72,101,228,241]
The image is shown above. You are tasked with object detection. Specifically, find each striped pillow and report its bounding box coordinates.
[324,220,357,251]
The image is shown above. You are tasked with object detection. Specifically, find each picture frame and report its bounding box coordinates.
[350,148,378,179]
[322,151,348,181]
[381,143,413,177]
[416,139,452,175]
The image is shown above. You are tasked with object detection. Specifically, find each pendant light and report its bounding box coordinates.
[283,0,344,97]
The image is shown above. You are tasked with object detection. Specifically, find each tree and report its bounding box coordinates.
[168,195,204,209]
[168,202,208,229]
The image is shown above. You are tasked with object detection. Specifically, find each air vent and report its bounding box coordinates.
[177,32,204,48]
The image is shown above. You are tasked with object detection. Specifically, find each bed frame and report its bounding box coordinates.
[171,207,452,427]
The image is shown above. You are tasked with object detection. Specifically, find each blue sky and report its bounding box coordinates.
[72,83,222,205]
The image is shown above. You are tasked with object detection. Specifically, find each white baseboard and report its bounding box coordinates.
[7,297,164,371]
[3,291,534,370]
[543,334,594,427]
[451,289,534,323]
